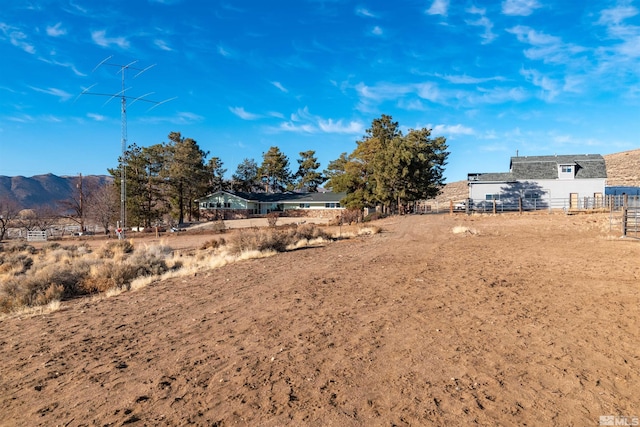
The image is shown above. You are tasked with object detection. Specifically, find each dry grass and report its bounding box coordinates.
[0,239,175,314]
[452,225,478,235]
[0,223,379,315]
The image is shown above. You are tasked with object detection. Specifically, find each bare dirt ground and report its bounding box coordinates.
[1,212,639,426]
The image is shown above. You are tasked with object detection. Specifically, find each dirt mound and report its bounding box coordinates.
[0,213,638,426]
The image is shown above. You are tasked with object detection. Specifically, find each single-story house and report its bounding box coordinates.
[196,190,346,219]
[467,154,607,210]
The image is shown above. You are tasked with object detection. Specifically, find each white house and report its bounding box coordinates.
[196,190,346,219]
[467,154,607,211]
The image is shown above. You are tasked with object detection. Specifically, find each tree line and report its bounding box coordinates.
[0,114,448,237]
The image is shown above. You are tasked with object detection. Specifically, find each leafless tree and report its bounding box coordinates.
[0,198,21,241]
[17,206,60,233]
[58,174,97,232]
[86,182,119,235]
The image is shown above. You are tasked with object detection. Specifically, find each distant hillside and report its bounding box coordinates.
[436,149,640,202]
[0,174,112,209]
[603,148,640,187]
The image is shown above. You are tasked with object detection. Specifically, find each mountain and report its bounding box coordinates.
[0,174,112,209]
[436,149,640,203]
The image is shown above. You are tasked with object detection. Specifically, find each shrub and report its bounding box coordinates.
[0,253,33,275]
[266,212,279,227]
[339,209,362,225]
[225,224,331,255]
[96,240,134,259]
[1,243,36,254]
[200,238,225,250]
[363,211,388,222]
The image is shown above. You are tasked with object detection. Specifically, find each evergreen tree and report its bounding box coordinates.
[295,150,325,192]
[207,157,228,192]
[231,158,261,192]
[259,146,291,193]
[325,115,448,211]
[108,143,166,228]
[163,132,209,224]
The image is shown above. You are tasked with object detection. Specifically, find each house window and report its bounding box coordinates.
[486,194,500,200]
[224,202,231,208]
[299,203,310,208]
[558,164,575,180]
[325,202,337,208]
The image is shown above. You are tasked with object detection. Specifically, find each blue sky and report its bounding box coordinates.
[1,0,639,183]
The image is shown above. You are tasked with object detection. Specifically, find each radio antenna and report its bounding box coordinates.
[78,56,175,238]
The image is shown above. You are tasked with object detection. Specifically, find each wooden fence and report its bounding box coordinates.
[26,230,47,242]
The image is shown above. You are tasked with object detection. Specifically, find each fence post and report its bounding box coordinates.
[518,197,523,214]
[622,194,629,236]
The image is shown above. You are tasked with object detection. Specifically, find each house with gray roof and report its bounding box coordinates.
[467,154,607,210]
[196,190,346,219]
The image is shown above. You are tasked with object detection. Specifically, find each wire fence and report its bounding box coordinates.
[416,195,639,215]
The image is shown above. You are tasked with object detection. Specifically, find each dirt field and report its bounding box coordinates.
[0,212,638,426]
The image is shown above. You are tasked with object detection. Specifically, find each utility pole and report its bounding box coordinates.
[77,173,84,233]
[77,56,175,239]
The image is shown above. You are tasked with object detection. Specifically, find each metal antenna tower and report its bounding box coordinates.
[78,56,176,238]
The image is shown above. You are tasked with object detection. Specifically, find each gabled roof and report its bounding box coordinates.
[469,154,607,181]
[198,190,346,203]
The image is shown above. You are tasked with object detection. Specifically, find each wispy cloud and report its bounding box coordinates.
[466,86,528,104]
[29,86,73,101]
[7,114,35,123]
[355,7,377,18]
[596,4,640,60]
[271,81,288,93]
[355,82,415,103]
[0,23,36,54]
[275,107,364,135]
[507,26,587,65]
[66,1,88,15]
[431,123,475,136]
[426,0,449,16]
[38,57,86,76]
[217,43,233,57]
[229,106,262,120]
[371,26,383,36]
[174,113,203,124]
[502,0,541,16]
[318,119,364,134]
[154,39,173,51]
[355,78,531,110]
[91,30,130,49]
[520,68,560,101]
[46,22,67,37]
[439,73,506,84]
[598,4,638,26]
[140,112,204,125]
[466,7,497,44]
[87,113,107,121]
[278,122,316,133]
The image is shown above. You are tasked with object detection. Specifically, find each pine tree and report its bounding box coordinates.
[259,146,291,193]
[295,150,325,192]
